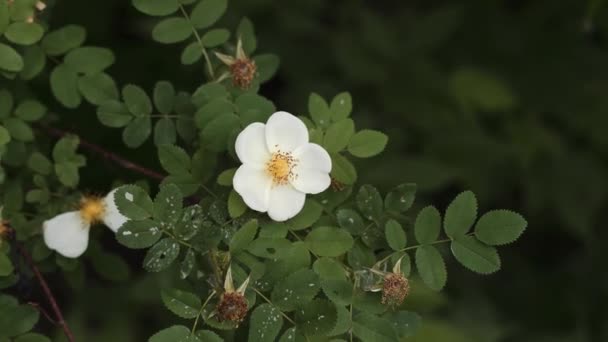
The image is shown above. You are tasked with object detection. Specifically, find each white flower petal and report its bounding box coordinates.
[267,185,306,222]
[265,111,309,153]
[102,189,129,232]
[291,170,331,194]
[233,164,272,212]
[293,143,332,173]
[43,211,90,258]
[235,122,271,166]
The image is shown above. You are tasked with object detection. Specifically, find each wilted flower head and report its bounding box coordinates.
[215,39,257,89]
[216,266,250,323]
[368,256,411,307]
[42,189,128,258]
[233,111,332,221]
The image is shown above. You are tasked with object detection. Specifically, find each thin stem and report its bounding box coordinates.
[179,4,215,79]
[252,288,296,325]
[9,226,75,342]
[191,290,216,334]
[377,234,473,265]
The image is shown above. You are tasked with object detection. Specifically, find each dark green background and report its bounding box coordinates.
[27,0,608,341]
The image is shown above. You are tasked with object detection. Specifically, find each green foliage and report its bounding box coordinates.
[161,288,201,319]
[248,304,283,342]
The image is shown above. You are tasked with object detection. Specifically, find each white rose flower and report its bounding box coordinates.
[43,189,128,258]
[233,111,332,222]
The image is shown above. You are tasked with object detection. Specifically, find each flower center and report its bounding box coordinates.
[266,151,297,185]
[79,196,106,224]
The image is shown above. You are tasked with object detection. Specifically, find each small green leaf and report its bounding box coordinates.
[64,47,115,75]
[271,269,320,311]
[0,89,13,118]
[237,17,256,54]
[144,238,181,272]
[321,278,353,305]
[154,118,177,146]
[414,206,441,244]
[313,257,347,279]
[158,144,191,174]
[248,304,283,342]
[201,28,230,47]
[0,253,13,276]
[181,42,202,65]
[161,288,201,319]
[353,313,399,342]
[305,226,354,257]
[123,84,152,116]
[117,219,162,249]
[0,295,39,338]
[4,118,33,141]
[27,152,52,175]
[451,235,501,274]
[227,189,247,218]
[20,45,46,80]
[190,0,227,29]
[323,119,354,153]
[195,330,221,342]
[201,113,240,152]
[148,325,194,342]
[180,249,196,279]
[114,184,154,220]
[287,199,323,231]
[356,185,383,222]
[295,299,337,336]
[449,68,516,112]
[97,100,132,127]
[330,92,352,121]
[385,183,416,213]
[385,219,406,250]
[348,130,388,158]
[247,238,291,259]
[132,0,179,16]
[415,245,447,291]
[308,93,331,127]
[154,184,183,223]
[123,116,152,148]
[50,64,81,108]
[230,219,258,253]
[254,54,280,83]
[0,47,20,73]
[152,17,192,44]
[153,81,175,114]
[0,125,9,146]
[0,1,8,35]
[78,72,119,105]
[330,153,357,185]
[336,209,365,235]
[4,22,44,45]
[41,25,86,56]
[444,190,477,239]
[474,210,527,246]
[217,168,236,186]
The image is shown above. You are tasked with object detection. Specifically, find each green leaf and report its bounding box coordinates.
[174,205,203,240]
[227,189,247,218]
[4,22,44,45]
[287,199,323,231]
[230,219,258,253]
[451,235,501,274]
[415,245,447,291]
[123,116,152,148]
[20,45,46,80]
[248,304,283,342]
[353,313,399,342]
[308,93,331,127]
[356,185,383,222]
[91,251,130,282]
[0,253,13,276]
[27,152,52,175]
[217,168,236,186]
[237,17,256,54]
[0,89,13,118]
[474,210,527,246]
[194,98,233,128]
[0,43,23,72]
[384,311,421,339]
[0,125,9,146]
[14,333,51,342]
[117,219,162,249]
[144,238,181,272]
[192,83,228,107]
[201,113,240,152]
[336,209,365,235]
[321,278,353,305]
[65,47,115,75]
[330,92,352,121]
[195,330,222,342]
[154,184,183,223]
[4,118,33,142]
[348,129,388,158]
[254,54,280,83]
[313,257,346,280]
[271,269,320,311]
[449,68,516,112]
[158,144,190,174]
[78,72,119,105]
[385,183,416,213]
[114,184,154,220]
[305,226,354,257]
[323,119,354,153]
[41,25,86,56]
[180,249,196,279]
[0,295,39,338]
[330,153,357,185]
[0,1,8,35]
[247,238,291,259]
[154,118,177,146]
[385,219,406,250]
[181,42,202,65]
[295,299,337,336]
[123,84,152,116]
[154,81,175,114]
[149,325,196,342]
[97,100,132,127]
[50,64,81,108]
[444,190,477,239]
[152,17,192,44]
[414,206,441,244]
[161,288,201,319]
[132,0,179,16]
[190,0,227,29]
[202,28,230,47]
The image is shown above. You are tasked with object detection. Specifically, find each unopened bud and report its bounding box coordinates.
[35,1,46,11]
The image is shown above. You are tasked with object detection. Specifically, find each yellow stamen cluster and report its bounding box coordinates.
[382,273,410,307]
[266,151,297,185]
[79,196,106,224]
[230,58,257,89]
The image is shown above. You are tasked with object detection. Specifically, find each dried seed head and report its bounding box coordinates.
[230,58,257,89]
[216,292,248,323]
[381,273,410,307]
